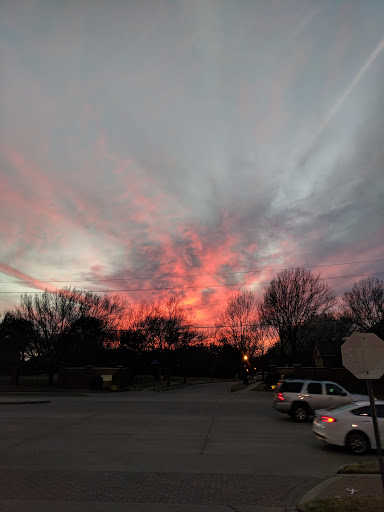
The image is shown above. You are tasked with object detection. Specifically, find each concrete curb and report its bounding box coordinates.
[0,501,298,511]
[157,381,216,392]
[297,476,341,506]
[0,391,88,396]
[0,400,51,405]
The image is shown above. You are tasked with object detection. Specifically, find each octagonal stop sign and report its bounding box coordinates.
[342,332,384,379]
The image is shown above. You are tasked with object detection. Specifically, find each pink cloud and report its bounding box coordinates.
[0,262,56,292]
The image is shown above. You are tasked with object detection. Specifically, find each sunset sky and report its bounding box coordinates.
[1,0,384,325]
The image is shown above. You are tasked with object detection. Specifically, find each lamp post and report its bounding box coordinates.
[151,360,160,391]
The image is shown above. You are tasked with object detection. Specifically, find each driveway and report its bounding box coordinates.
[0,382,375,511]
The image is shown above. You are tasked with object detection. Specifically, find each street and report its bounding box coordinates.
[0,382,375,511]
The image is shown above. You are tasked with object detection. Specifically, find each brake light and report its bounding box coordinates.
[277,392,284,402]
[321,416,337,423]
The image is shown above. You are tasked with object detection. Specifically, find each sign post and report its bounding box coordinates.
[342,332,384,494]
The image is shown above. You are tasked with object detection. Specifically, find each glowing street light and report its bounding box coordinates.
[242,355,249,384]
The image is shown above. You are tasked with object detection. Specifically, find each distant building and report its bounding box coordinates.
[313,340,340,368]
[58,366,129,389]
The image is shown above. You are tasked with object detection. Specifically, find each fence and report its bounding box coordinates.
[0,374,59,387]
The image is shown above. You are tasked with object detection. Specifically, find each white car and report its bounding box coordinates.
[313,400,384,454]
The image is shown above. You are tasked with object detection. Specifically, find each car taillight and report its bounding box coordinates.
[321,416,337,423]
[277,392,284,402]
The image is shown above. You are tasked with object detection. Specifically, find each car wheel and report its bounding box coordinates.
[291,403,309,422]
[346,431,370,455]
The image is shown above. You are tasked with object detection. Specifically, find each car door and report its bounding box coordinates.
[305,381,327,410]
[350,404,384,447]
[351,405,374,443]
[375,405,384,445]
[325,382,350,407]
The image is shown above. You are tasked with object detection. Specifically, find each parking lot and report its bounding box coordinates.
[0,382,376,510]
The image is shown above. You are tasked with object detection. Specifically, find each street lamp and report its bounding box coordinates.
[243,355,249,384]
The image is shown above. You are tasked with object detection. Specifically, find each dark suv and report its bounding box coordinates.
[273,379,368,422]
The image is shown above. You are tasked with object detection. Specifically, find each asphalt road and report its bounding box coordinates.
[0,382,376,511]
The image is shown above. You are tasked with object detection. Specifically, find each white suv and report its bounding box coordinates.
[273,379,368,422]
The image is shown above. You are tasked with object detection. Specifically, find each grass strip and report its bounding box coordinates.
[338,461,380,474]
[298,496,384,512]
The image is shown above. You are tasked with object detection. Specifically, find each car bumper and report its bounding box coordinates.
[273,402,291,414]
[312,419,344,447]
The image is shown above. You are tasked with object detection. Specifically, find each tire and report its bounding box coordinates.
[346,431,370,455]
[291,403,309,422]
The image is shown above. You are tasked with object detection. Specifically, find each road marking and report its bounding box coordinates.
[200,416,214,455]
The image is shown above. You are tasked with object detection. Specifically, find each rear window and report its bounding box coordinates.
[351,406,371,417]
[350,405,384,418]
[307,382,322,394]
[279,381,304,393]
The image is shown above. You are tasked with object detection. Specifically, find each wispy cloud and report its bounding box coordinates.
[1,0,383,323]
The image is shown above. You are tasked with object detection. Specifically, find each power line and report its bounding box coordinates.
[0,258,383,285]
[323,272,384,280]
[0,271,382,294]
[2,317,356,333]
